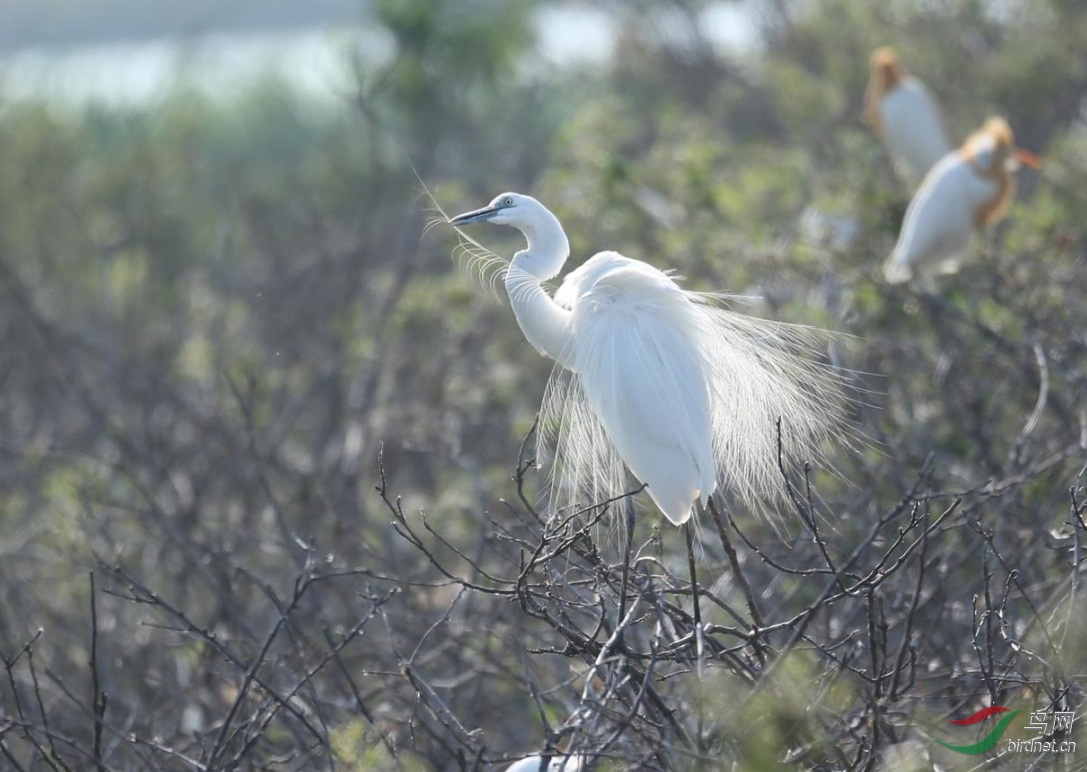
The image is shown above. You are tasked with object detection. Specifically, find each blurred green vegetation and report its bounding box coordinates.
[0,0,1085,769]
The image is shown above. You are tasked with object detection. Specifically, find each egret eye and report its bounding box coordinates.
[504,197,513,207]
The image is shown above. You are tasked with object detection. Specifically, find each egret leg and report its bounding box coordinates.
[684,521,705,668]
[617,496,636,635]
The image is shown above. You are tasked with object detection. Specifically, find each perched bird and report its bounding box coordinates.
[884,117,1041,285]
[504,754,585,772]
[448,192,847,630]
[865,46,954,181]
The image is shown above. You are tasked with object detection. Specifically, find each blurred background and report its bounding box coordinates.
[0,1,1085,770]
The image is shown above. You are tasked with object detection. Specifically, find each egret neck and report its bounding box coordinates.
[504,207,575,370]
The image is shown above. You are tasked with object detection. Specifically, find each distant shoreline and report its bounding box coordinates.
[0,3,754,108]
[0,0,366,53]
[0,0,756,57]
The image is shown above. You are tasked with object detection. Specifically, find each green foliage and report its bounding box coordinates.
[332,718,430,771]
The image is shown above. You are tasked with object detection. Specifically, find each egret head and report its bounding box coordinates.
[449,192,536,228]
[963,117,1041,175]
[864,46,906,130]
[449,192,569,280]
[870,47,905,92]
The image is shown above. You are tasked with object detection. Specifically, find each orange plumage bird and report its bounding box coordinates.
[865,47,955,182]
[884,117,1041,285]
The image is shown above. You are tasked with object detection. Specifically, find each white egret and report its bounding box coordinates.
[504,753,585,772]
[865,47,954,182]
[884,117,1041,285]
[448,192,847,638]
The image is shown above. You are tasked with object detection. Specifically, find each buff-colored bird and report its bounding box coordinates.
[865,47,955,181]
[884,117,1041,285]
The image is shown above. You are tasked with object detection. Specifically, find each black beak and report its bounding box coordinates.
[449,205,500,226]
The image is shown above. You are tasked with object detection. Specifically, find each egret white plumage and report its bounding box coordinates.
[448,192,847,639]
[865,47,954,181]
[504,754,585,772]
[884,117,1041,285]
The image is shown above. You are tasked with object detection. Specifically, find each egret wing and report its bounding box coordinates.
[881,79,953,177]
[695,301,849,507]
[886,155,975,281]
[544,256,716,524]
